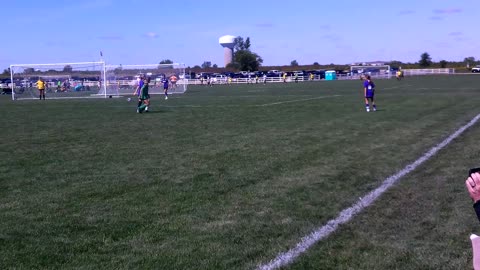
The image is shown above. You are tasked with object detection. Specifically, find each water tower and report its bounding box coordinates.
[219,35,236,67]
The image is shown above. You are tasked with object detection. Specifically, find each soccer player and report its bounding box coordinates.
[162,76,169,100]
[263,74,267,84]
[170,75,178,90]
[137,77,151,113]
[363,75,377,112]
[133,76,144,110]
[310,73,314,81]
[283,72,287,83]
[36,78,46,100]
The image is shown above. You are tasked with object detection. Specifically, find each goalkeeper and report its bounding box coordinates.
[36,78,46,100]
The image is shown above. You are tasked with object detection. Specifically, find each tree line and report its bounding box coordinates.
[2,44,478,78]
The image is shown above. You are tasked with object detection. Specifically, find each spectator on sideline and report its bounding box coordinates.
[56,80,61,92]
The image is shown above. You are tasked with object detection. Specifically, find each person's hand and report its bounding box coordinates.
[466,172,480,203]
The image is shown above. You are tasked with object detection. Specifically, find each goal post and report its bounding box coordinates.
[9,61,106,100]
[104,63,187,96]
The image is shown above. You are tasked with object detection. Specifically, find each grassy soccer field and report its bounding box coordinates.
[1,75,480,269]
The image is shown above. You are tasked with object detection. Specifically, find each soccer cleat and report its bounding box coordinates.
[366,108,370,112]
[165,96,168,100]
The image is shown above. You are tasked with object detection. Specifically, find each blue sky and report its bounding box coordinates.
[1,0,478,69]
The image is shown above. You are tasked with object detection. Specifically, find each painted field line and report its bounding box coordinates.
[382,86,400,90]
[258,112,480,270]
[155,96,341,109]
[256,95,341,107]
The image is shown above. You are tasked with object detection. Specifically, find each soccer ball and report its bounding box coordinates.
[127,97,131,102]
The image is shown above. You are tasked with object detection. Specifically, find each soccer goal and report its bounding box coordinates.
[350,65,391,79]
[10,61,106,100]
[104,63,187,96]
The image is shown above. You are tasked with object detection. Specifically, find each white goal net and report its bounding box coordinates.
[104,63,187,96]
[10,62,106,100]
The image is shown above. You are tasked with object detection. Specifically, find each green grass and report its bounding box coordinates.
[1,75,480,269]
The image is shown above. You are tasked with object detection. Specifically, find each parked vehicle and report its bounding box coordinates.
[0,79,12,94]
[292,70,306,77]
[210,74,227,83]
[266,70,282,77]
[472,65,480,73]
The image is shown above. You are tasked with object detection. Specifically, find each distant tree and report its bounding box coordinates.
[2,67,10,75]
[313,62,320,66]
[234,50,263,71]
[234,36,244,51]
[230,36,263,71]
[464,56,476,67]
[419,52,432,67]
[24,68,35,74]
[226,62,241,70]
[201,61,212,69]
[113,65,123,75]
[439,60,448,68]
[290,60,299,67]
[212,64,218,68]
[193,65,201,69]
[234,36,251,51]
[244,37,251,50]
[388,60,403,69]
[159,59,173,64]
[63,65,73,72]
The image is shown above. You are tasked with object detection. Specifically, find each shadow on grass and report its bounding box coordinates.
[141,110,168,114]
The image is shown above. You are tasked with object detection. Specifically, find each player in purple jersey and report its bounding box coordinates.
[133,76,144,96]
[363,75,377,112]
[162,77,169,100]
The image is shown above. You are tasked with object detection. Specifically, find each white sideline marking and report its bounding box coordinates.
[258,113,480,270]
[256,95,341,107]
[382,86,400,90]
[158,95,341,108]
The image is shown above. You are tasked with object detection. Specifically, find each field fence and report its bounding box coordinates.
[185,68,457,85]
